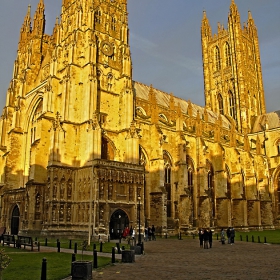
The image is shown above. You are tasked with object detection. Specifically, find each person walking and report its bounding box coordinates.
[151,225,156,241]
[199,229,204,248]
[230,227,235,244]
[227,227,231,244]
[208,229,213,248]
[221,228,226,245]
[203,229,209,249]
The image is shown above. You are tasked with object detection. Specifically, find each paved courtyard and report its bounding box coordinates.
[90,237,280,280]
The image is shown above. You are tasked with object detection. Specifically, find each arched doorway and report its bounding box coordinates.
[11,205,20,235]
[109,209,129,239]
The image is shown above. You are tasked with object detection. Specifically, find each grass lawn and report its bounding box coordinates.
[2,248,114,280]
[236,229,280,244]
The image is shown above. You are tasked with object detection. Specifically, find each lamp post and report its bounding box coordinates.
[137,194,141,245]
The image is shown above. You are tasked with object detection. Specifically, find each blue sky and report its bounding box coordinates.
[0,0,279,112]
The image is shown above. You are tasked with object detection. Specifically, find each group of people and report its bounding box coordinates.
[221,227,235,244]
[144,225,156,241]
[198,228,213,249]
[121,225,156,241]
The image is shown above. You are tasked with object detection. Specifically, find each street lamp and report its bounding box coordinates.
[137,194,141,245]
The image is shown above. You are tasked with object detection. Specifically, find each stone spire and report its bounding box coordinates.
[33,0,45,36]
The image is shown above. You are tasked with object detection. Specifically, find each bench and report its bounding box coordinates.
[16,235,40,251]
[2,234,16,247]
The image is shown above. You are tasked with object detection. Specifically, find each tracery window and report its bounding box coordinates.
[225,42,231,67]
[215,46,221,71]
[95,10,102,24]
[229,90,236,120]
[164,153,172,217]
[218,93,224,115]
[111,16,116,31]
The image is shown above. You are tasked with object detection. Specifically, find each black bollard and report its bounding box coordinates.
[264,237,267,243]
[179,232,182,240]
[193,233,195,239]
[72,254,76,263]
[74,242,77,254]
[93,243,96,250]
[216,233,218,240]
[38,241,40,252]
[100,242,103,253]
[165,233,167,239]
[45,238,48,246]
[246,235,248,242]
[108,235,110,243]
[93,249,97,268]
[122,245,125,251]
[57,241,60,253]
[258,236,260,243]
[240,235,242,241]
[112,247,115,263]
[35,237,38,241]
[252,236,254,243]
[69,240,72,249]
[56,239,59,247]
[41,258,47,280]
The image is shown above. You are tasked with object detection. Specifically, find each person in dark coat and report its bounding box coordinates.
[230,227,235,244]
[199,229,204,248]
[151,225,156,241]
[227,227,231,244]
[208,229,213,248]
[203,229,209,249]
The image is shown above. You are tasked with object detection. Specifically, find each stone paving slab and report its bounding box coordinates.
[88,238,280,280]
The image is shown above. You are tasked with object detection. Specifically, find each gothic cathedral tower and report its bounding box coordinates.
[201,0,266,133]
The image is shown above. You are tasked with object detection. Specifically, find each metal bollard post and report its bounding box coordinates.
[72,254,76,263]
[108,235,110,243]
[38,241,40,252]
[41,258,47,280]
[56,239,59,247]
[246,235,248,242]
[112,247,115,263]
[57,241,60,253]
[240,235,242,241]
[74,242,77,254]
[216,233,218,240]
[252,236,254,243]
[193,233,195,239]
[45,238,48,246]
[264,237,267,243]
[100,241,103,253]
[258,236,260,243]
[165,233,167,239]
[69,240,72,249]
[93,249,98,268]
[93,243,96,250]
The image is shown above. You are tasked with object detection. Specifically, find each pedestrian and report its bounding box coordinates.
[221,228,225,245]
[208,228,213,248]
[148,226,152,241]
[230,227,235,244]
[227,227,231,244]
[203,229,209,249]
[144,228,148,241]
[199,229,204,248]
[151,225,156,241]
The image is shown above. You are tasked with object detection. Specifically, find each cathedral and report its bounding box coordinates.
[0,0,279,239]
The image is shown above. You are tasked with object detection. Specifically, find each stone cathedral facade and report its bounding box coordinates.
[0,0,279,238]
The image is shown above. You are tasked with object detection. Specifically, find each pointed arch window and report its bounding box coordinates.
[164,153,172,217]
[95,10,102,24]
[276,139,280,155]
[218,93,224,115]
[215,46,221,71]
[229,90,236,120]
[225,42,231,67]
[111,16,116,31]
